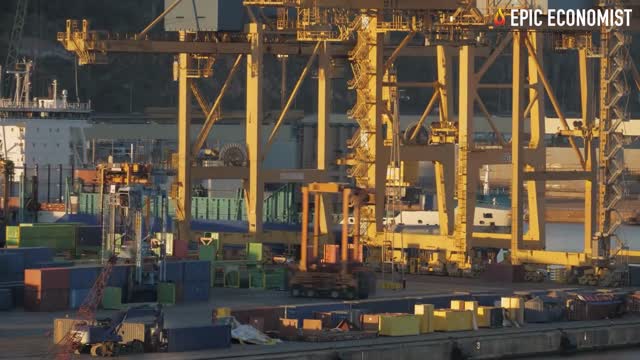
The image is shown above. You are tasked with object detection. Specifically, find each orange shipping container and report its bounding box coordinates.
[25,268,70,290]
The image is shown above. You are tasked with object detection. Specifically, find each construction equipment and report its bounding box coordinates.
[71,304,164,357]
[98,160,168,302]
[2,0,29,97]
[53,255,118,360]
[289,183,375,300]
[0,158,15,247]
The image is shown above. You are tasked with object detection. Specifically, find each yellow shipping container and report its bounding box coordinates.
[434,310,473,332]
[477,306,497,328]
[500,297,524,324]
[450,300,465,310]
[464,301,478,312]
[414,304,435,333]
[379,314,421,336]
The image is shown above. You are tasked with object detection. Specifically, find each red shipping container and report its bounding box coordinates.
[25,268,71,290]
[24,288,69,312]
[348,244,363,263]
[323,245,339,264]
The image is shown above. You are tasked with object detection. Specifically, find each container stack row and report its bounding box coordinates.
[157,260,211,305]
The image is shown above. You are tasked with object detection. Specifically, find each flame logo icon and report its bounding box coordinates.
[493,8,506,26]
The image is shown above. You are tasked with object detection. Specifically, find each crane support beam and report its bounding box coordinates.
[190,82,210,116]
[511,31,525,261]
[174,33,191,258]
[246,23,264,234]
[474,93,506,147]
[317,42,332,235]
[523,171,592,181]
[454,44,476,267]
[384,31,416,72]
[409,90,439,141]
[264,42,321,159]
[138,0,183,39]
[525,31,546,249]
[59,36,482,57]
[474,35,512,84]
[524,35,586,170]
[580,48,597,256]
[192,54,244,156]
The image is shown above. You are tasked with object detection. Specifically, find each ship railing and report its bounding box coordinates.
[0,99,92,112]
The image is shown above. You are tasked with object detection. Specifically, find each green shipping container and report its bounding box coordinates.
[102,287,123,310]
[249,270,265,289]
[19,224,77,252]
[198,244,217,262]
[246,243,263,261]
[6,226,20,246]
[157,282,177,305]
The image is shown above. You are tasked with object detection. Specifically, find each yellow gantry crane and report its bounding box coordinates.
[57,0,640,277]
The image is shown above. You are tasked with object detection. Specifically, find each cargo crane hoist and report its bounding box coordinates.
[98,161,170,302]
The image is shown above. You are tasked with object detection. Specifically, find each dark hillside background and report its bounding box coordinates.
[0,1,638,116]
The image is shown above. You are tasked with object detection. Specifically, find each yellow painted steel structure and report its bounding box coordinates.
[57,1,637,271]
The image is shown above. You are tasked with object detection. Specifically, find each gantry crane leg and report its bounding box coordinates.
[580,48,597,255]
[246,22,264,234]
[175,31,192,258]
[435,45,455,236]
[454,45,476,268]
[524,31,546,249]
[511,31,525,264]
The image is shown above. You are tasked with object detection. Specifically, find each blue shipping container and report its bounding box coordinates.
[0,253,24,282]
[0,247,53,268]
[31,261,74,269]
[69,288,91,309]
[70,266,101,289]
[166,325,231,352]
[163,261,184,283]
[183,261,211,283]
[181,281,209,303]
[108,265,131,287]
[0,288,13,310]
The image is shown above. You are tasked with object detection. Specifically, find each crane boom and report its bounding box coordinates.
[3,0,29,97]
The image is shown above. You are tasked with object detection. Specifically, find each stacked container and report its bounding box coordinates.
[69,266,101,309]
[165,325,231,351]
[24,268,70,311]
[0,252,24,282]
[181,260,210,302]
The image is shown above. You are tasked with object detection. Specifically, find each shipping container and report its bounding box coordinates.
[566,293,623,321]
[69,288,91,309]
[69,266,101,289]
[433,310,473,332]
[379,314,421,336]
[0,288,13,310]
[102,287,123,310]
[181,281,209,303]
[165,325,231,352]
[0,247,53,268]
[414,304,435,333]
[183,260,211,283]
[0,253,24,282]
[157,282,177,305]
[118,322,146,344]
[477,306,503,328]
[246,243,263,261]
[24,288,69,312]
[524,296,564,323]
[54,318,95,344]
[231,306,285,332]
[5,226,20,246]
[24,268,70,289]
[482,264,525,282]
[108,265,131,287]
[198,244,217,262]
[163,261,184,283]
